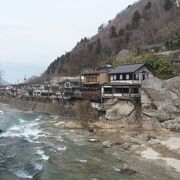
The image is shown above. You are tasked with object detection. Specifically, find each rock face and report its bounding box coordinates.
[161,117,180,130]
[141,76,180,124]
[104,100,135,121]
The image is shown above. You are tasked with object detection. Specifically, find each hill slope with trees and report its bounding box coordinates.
[45,0,180,78]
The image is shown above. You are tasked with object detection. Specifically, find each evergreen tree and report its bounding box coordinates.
[119,28,125,36]
[110,26,117,38]
[145,2,152,9]
[131,10,141,29]
[96,38,102,54]
[164,0,174,10]
[125,23,131,31]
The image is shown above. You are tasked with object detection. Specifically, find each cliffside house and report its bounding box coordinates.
[81,69,109,99]
[143,43,167,53]
[101,63,153,100]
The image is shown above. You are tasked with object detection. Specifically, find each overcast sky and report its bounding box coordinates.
[0,0,137,83]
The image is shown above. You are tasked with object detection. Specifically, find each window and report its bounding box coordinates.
[134,74,139,80]
[126,74,130,80]
[115,88,123,94]
[116,75,120,80]
[120,74,123,80]
[143,74,148,80]
[74,82,78,86]
[104,88,112,94]
[113,75,117,80]
[123,88,129,94]
[131,88,139,94]
[110,76,113,81]
[86,76,97,83]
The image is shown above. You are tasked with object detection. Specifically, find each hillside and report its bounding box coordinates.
[45,0,180,78]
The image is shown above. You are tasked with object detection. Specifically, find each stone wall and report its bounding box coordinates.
[0,97,74,117]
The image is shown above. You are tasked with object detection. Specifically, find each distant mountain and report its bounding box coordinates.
[45,0,180,78]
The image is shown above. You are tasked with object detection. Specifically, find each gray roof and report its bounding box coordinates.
[109,63,145,74]
[144,43,165,49]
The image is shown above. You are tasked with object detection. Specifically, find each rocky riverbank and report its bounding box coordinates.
[43,115,180,178]
[102,76,180,131]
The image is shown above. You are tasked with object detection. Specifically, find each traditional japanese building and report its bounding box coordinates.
[101,63,153,100]
[81,69,110,99]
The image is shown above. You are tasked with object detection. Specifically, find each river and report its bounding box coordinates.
[0,103,179,180]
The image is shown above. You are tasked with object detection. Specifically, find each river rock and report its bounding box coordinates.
[161,117,180,130]
[88,127,96,133]
[102,141,113,148]
[120,164,137,175]
[105,101,135,121]
[88,138,99,143]
[121,143,131,151]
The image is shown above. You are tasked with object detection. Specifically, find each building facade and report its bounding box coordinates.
[101,63,153,100]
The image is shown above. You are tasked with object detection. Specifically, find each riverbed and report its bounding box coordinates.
[0,103,179,180]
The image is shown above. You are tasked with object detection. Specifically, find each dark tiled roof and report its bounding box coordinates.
[109,63,145,74]
[82,69,109,75]
[144,43,165,49]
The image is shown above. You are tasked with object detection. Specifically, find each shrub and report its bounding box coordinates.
[144,55,173,75]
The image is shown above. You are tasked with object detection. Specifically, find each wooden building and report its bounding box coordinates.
[63,78,82,99]
[101,63,153,100]
[81,70,109,99]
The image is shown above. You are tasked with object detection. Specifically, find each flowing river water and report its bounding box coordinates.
[0,103,179,180]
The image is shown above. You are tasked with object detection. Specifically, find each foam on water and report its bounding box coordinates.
[0,110,4,115]
[15,169,33,179]
[0,116,45,142]
[33,162,43,171]
[76,159,87,163]
[57,146,67,151]
[36,149,49,161]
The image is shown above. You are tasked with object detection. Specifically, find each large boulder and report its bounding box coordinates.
[161,117,180,130]
[105,100,135,121]
[141,76,180,122]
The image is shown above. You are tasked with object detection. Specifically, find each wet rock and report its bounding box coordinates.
[102,141,113,148]
[120,164,137,175]
[114,141,123,146]
[145,135,157,141]
[88,128,96,133]
[88,138,99,143]
[122,143,131,151]
[0,129,5,134]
